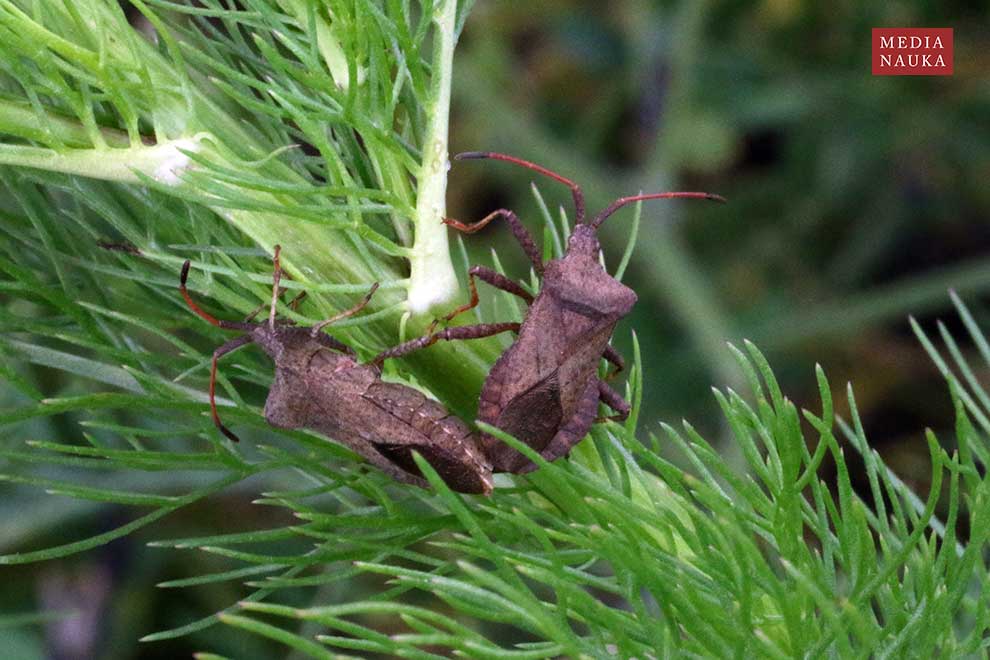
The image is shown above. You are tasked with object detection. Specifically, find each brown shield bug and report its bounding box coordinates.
[179,247,501,494]
[375,152,725,473]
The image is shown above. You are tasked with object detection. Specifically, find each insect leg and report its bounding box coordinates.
[310,283,379,336]
[444,209,544,274]
[209,334,254,443]
[428,266,532,332]
[602,345,625,380]
[371,322,520,367]
[268,245,283,329]
[596,379,631,423]
[244,289,305,322]
[244,289,307,322]
[288,291,308,311]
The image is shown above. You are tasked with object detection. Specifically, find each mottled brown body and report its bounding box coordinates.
[181,250,494,494]
[476,225,637,472]
[378,152,722,473]
[257,326,492,493]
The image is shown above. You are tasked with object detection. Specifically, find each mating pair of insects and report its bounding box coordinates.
[181,152,723,495]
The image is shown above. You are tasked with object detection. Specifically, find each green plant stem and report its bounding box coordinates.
[406,0,459,317]
[0,100,131,148]
[0,136,207,184]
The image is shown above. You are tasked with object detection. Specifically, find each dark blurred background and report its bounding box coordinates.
[448,0,990,495]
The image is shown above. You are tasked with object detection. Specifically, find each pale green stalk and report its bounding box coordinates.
[406,0,459,315]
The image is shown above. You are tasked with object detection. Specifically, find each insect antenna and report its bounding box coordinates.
[455,151,587,225]
[590,192,727,230]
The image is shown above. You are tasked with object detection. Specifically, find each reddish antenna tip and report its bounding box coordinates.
[453,151,489,161]
[180,260,192,285]
[706,193,728,203]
